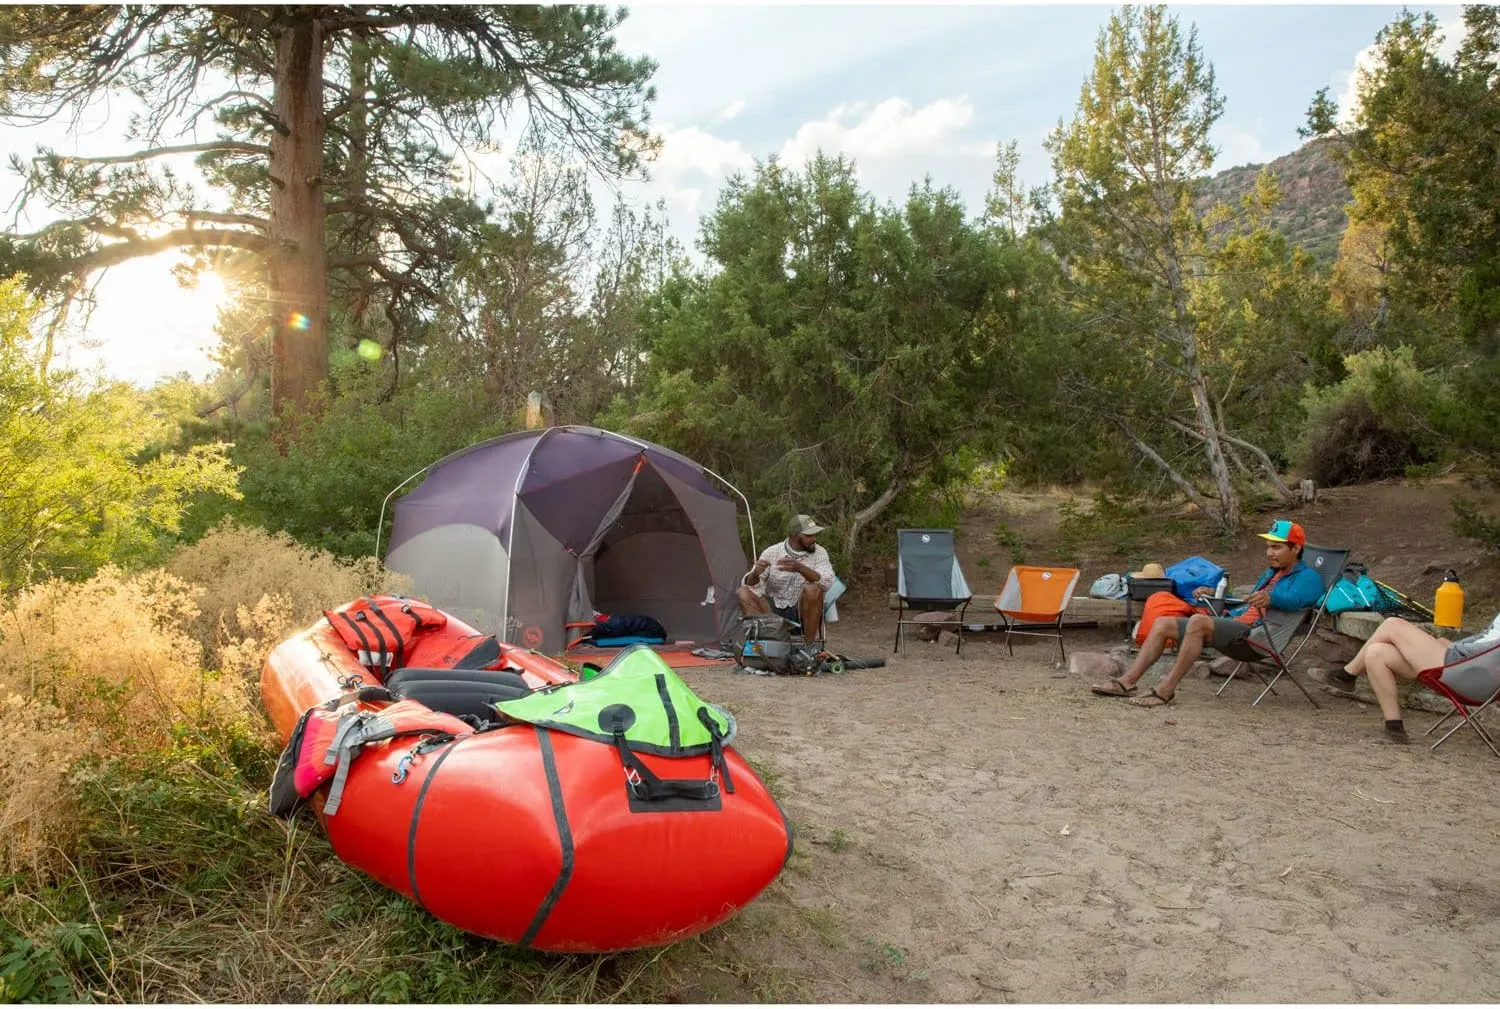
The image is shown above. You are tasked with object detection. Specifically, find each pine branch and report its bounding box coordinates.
[49,141,269,167]
[72,227,271,273]
[178,210,270,231]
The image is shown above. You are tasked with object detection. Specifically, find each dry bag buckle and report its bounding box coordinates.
[391,734,438,785]
[337,672,364,690]
[623,765,648,797]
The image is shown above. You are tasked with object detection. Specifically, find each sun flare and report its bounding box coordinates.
[65,252,235,386]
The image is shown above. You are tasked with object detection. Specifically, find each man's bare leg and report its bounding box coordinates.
[798,584,825,642]
[1093,618,1178,695]
[736,586,771,615]
[1128,614,1217,707]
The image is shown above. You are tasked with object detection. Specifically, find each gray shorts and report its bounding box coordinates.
[1173,616,1253,650]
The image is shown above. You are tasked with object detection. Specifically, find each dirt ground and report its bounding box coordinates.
[674,479,1500,1003]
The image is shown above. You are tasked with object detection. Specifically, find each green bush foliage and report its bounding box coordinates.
[1295,347,1453,486]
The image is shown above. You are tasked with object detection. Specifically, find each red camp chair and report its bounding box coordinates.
[1417,641,1500,758]
[993,566,1081,661]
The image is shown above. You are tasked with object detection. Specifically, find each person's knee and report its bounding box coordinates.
[1185,614,1215,637]
[1375,616,1412,638]
[735,586,761,610]
[801,583,824,604]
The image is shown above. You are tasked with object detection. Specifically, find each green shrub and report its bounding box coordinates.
[1295,346,1452,486]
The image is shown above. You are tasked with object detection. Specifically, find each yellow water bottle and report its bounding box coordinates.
[1434,569,1464,629]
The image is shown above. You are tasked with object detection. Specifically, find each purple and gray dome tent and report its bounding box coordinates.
[377,426,755,655]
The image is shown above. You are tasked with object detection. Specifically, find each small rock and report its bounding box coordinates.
[937,629,961,648]
[1068,652,1125,678]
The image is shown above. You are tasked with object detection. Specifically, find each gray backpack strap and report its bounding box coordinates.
[322,713,397,815]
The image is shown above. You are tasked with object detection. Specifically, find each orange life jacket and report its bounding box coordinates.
[323,595,448,673]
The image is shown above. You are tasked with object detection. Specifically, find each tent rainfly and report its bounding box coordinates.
[379,426,753,655]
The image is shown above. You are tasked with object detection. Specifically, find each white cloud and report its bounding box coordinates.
[719,100,746,121]
[1215,124,1272,169]
[778,97,976,167]
[646,125,755,185]
[1335,10,1468,125]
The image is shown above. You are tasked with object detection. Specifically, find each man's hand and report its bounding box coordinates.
[1244,589,1272,610]
[1192,586,1212,600]
[776,558,817,582]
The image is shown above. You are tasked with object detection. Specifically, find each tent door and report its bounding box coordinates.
[566,463,642,629]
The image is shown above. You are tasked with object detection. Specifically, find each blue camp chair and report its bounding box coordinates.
[894,529,973,655]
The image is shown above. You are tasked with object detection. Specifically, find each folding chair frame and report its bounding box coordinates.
[997,613,1069,662]
[1209,609,1322,709]
[1417,642,1500,759]
[893,529,972,656]
[1209,544,1350,709]
[993,566,1081,663]
[894,597,970,655]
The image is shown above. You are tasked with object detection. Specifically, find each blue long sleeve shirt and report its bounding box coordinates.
[1228,560,1325,619]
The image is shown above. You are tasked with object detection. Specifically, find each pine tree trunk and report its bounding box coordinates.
[1165,252,1240,533]
[267,17,328,443]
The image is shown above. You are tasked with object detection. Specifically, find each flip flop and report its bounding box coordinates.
[1129,687,1175,708]
[1091,677,1138,697]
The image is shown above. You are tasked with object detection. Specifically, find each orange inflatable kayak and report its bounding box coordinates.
[261,595,792,953]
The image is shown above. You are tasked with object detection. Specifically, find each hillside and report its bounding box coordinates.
[1197,136,1351,266]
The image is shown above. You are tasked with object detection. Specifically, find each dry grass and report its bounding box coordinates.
[0,525,789,1003]
[0,524,405,879]
[165,519,408,668]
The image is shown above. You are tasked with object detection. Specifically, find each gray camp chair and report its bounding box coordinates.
[894,529,973,655]
[1207,544,1350,708]
[1418,641,1500,758]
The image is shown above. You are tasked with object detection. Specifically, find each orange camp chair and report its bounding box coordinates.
[993,566,1081,661]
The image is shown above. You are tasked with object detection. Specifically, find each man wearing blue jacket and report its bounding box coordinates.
[1092,519,1326,707]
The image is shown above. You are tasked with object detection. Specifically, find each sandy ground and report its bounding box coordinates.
[677,599,1500,1003]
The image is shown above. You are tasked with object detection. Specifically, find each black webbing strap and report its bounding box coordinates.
[604,707,717,802]
[697,706,735,795]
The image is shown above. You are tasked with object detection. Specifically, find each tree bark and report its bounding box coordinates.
[845,477,902,562]
[1166,418,1295,501]
[267,16,328,444]
[1164,249,1240,533]
[1122,421,1214,515]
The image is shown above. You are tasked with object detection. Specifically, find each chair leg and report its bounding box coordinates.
[894,600,904,654]
[1253,663,1319,709]
[1424,708,1460,738]
[956,601,969,656]
[1214,662,1245,696]
[1431,694,1500,757]
[1055,614,1066,664]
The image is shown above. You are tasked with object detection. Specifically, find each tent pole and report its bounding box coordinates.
[700,465,756,558]
[375,465,431,562]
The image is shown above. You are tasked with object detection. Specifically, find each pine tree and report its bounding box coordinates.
[0,6,657,440]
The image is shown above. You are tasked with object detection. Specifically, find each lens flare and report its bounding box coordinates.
[287,312,310,331]
[356,338,383,362]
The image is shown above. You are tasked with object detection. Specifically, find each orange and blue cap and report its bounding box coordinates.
[1257,519,1305,547]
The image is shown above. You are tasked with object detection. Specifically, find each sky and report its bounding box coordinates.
[0,2,1463,387]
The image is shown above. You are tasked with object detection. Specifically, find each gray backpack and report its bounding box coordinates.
[734,614,799,675]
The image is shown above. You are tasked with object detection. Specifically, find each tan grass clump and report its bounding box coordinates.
[165,519,409,667]
[0,565,253,873]
[0,694,95,874]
